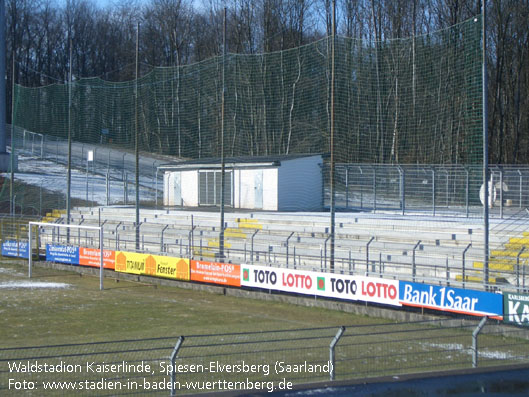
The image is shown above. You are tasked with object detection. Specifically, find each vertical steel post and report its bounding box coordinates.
[10,53,15,215]
[28,223,32,278]
[286,232,294,267]
[398,166,405,215]
[86,155,89,202]
[412,240,421,282]
[251,229,259,264]
[373,167,377,212]
[517,247,526,289]
[161,224,169,253]
[482,0,490,288]
[135,22,140,251]
[359,166,363,209]
[155,167,159,206]
[329,0,336,273]
[465,166,470,218]
[325,234,331,272]
[446,257,450,285]
[462,243,472,289]
[472,317,487,368]
[106,171,110,206]
[115,222,122,250]
[345,166,349,209]
[99,227,104,291]
[432,168,436,216]
[499,166,504,219]
[518,170,523,208]
[0,0,6,155]
[366,237,374,275]
[329,326,345,381]
[170,336,185,397]
[67,39,72,242]
[219,8,227,261]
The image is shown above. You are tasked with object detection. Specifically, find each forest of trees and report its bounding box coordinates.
[5,0,529,164]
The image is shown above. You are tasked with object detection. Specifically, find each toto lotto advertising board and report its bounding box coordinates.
[240,265,400,307]
[114,251,190,281]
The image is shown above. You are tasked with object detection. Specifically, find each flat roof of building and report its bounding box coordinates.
[158,154,322,171]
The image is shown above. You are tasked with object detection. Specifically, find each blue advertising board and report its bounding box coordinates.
[46,244,79,265]
[1,240,29,258]
[399,281,503,320]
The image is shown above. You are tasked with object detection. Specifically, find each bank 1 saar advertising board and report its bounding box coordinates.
[240,265,400,307]
[399,281,503,320]
[191,260,240,287]
[114,251,190,281]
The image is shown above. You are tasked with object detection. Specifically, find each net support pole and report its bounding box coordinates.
[482,2,489,288]
[135,22,140,251]
[329,0,336,273]
[9,51,15,213]
[219,7,227,261]
[67,39,72,242]
[0,0,6,156]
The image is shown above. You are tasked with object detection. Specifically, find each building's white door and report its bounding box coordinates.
[254,171,263,209]
[173,172,181,205]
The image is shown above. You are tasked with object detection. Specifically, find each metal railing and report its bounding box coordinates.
[12,210,525,292]
[1,320,528,396]
[330,163,529,218]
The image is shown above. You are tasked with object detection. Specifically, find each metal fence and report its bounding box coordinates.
[10,126,529,219]
[1,319,528,396]
[9,126,161,210]
[9,208,526,292]
[332,163,529,218]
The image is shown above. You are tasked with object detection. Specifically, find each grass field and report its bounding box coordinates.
[2,259,529,395]
[0,259,385,348]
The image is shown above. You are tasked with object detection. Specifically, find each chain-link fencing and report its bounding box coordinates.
[1,319,529,396]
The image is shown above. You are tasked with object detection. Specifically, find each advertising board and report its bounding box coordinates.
[114,251,190,281]
[240,265,400,306]
[191,260,240,286]
[46,244,79,265]
[503,292,529,326]
[399,281,503,319]
[79,247,115,269]
[2,240,29,258]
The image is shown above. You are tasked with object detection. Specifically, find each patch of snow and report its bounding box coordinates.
[0,281,70,289]
[424,342,522,361]
[0,267,24,276]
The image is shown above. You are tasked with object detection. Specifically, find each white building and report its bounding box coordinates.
[161,154,323,211]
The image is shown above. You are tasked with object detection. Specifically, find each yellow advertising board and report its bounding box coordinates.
[115,251,190,281]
